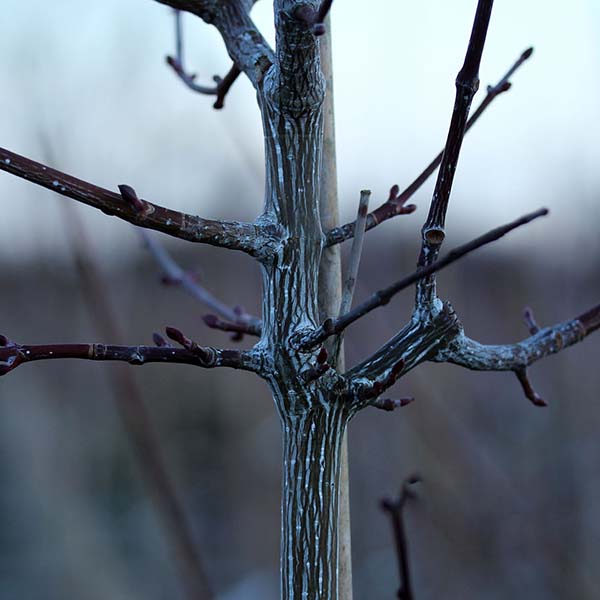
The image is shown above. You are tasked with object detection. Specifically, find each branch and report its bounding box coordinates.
[416,0,493,308]
[166,10,241,109]
[346,302,461,390]
[436,303,600,405]
[325,46,533,247]
[295,208,547,352]
[381,475,421,600]
[154,0,274,89]
[140,229,262,336]
[0,336,258,376]
[0,147,266,255]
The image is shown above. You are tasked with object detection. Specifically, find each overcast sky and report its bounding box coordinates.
[1,0,599,263]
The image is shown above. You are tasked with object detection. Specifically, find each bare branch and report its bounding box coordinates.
[381,475,421,600]
[140,229,262,334]
[347,303,461,388]
[326,46,533,247]
[0,147,268,255]
[166,10,241,109]
[416,0,494,307]
[295,208,547,352]
[154,0,274,89]
[435,303,600,403]
[515,368,547,407]
[0,336,258,376]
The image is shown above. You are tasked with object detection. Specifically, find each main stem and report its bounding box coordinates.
[258,5,349,597]
[280,400,351,599]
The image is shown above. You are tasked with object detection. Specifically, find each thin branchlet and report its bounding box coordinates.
[326,46,533,247]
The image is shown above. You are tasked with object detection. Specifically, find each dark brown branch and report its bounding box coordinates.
[0,337,257,376]
[326,46,533,247]
[295,208,547,351]
[381,475,421,600]
[416,0,493,310]
[0,147,264,254]
[166,10,241,109]
[421,0,494,249]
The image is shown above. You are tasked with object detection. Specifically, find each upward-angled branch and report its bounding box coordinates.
[415,0,494,311]
[0,147,268,255]
[421,0,494,252]
[325,46,533,247]
[294,208,547,352]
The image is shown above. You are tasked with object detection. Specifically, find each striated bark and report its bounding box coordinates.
[279,400,351,600]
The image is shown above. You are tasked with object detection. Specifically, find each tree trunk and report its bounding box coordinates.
[279,399,350,600]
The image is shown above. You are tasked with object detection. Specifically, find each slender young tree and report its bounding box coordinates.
[1,1,599,598]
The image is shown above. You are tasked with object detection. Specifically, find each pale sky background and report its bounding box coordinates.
[0,0,599,263]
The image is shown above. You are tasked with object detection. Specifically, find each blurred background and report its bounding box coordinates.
[1,0,599,598]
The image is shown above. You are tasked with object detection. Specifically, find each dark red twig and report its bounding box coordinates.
[166,10,241,109]
[523,306,540,335]
[371,397,415,412]
[301,347,331,383]
[578,303,600,335]
[326,46,533,247]
[295,208,548,351]
[357,359,405,400]
[381,475,421,600]
[515,368,547,407]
